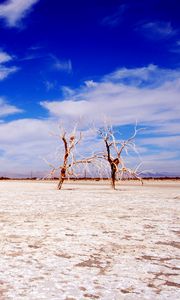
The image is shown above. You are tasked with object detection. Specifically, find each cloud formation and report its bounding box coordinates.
[0,118,63,177]
[40,64,180,129]
[51,56,72,73]
[0,50,18,80]
[39,64,180,175]
[139,21,176,39]
[0,51,12,63]
[0,0,39,27]
[0,65,180,176]
[0,98,23,117]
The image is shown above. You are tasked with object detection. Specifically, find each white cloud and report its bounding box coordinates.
[41,100,93,119]
[84,80,97,88]
[0,64,180,176]
[53,58,72,73]
[0,98,23,117]
[0,0,39,27]
[139,21,176,39]
[45,55,73,74]
[138,136,180,151]
[105,64,180,87]
[0,118,70,176]
[38,64,180,175]
[0,50,18,80]
[145,122,180,135]
[0,51,12,63]
[40,64,180,129]
[61,86,76,97]
[0,65,18,80]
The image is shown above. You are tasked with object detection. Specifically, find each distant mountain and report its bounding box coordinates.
[0,171,47,179]
[141,171,180,178]
[0,171,179,179]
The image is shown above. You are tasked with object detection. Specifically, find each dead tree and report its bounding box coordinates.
[57,131,79,189]
[98,125,143,189]
[46,126,97,189]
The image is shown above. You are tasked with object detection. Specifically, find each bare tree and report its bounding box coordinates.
[46,126,97,189]
[98,125,143,189]
[44,123,143,190]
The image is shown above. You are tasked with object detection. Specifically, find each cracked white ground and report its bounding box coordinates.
[0,180,179,300]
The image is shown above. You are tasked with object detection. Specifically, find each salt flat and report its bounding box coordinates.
[0,180,179,300]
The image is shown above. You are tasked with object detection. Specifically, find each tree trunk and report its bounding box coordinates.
[58,168,66,190]
[111,170,116,189]
[57,177,64,190]
[110,159,119,189]
[111,164,116,189]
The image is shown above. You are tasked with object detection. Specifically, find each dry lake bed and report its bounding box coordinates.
[0,180,179,300]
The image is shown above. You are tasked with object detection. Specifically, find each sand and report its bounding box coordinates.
[0,180,179,300]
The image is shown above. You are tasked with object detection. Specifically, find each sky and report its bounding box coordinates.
[0,0,180,177]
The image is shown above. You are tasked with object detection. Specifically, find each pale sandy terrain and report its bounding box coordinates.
[0,180,179,300]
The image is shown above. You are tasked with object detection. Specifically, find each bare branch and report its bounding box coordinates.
[47,125,98,189]
[98,124,143,189]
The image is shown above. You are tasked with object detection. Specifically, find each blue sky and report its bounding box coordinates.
[0,0,180,177]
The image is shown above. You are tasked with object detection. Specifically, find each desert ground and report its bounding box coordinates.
[0,180,179,300]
